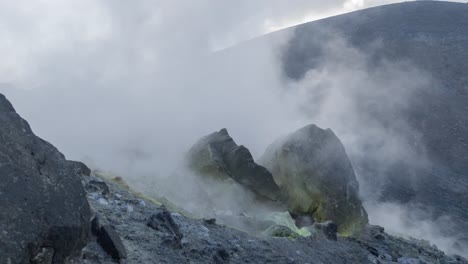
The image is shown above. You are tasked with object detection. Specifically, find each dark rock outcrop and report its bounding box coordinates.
[187,128,281,201]
[0,94,91,263]
[147,209,184,249]
[261,125,368,235]
[96,225,127,260]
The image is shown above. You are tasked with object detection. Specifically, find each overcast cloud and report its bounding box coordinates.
[0,0,465,85]
[0,0,464,202]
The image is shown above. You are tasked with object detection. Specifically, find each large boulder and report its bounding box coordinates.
[0,94,91,263]
[260,124,368,235]
[187,128,281,201]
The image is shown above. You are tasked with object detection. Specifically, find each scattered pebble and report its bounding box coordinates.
[138,199,146,207]
[98,198,109,205]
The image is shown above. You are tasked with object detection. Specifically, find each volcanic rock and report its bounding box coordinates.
[261,124,368,235]
[187,128,281,201]
[71,171,467,263]
[0,94,91,263]
[96,225,127,261]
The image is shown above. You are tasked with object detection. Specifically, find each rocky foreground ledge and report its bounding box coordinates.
[0,93,467,264]
[73,173,467,264]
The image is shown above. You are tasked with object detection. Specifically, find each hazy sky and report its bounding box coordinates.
[0,0,464,174]
[0,1,464,83]
[0,0,463,172]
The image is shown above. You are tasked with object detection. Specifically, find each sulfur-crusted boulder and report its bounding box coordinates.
[187,128,281,201]
[260,124,368,235]
[0,94,91,263]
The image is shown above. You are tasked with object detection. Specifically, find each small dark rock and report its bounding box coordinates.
[369,225,385,235]
[367,246,379,256]
[147,210,181,238]
[213,248,230,264]
[358,224,386,242]
[97,225,127,260]
[204,218,217,225]
[85,180,110,196]
[374,234,385,241]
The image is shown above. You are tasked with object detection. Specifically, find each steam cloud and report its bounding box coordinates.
[0,0,465,258]
[280,29,466,257]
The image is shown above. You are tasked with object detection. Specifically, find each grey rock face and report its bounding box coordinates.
[187,128,281,201]
[0,94,91,263]
[261,125,368,235]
